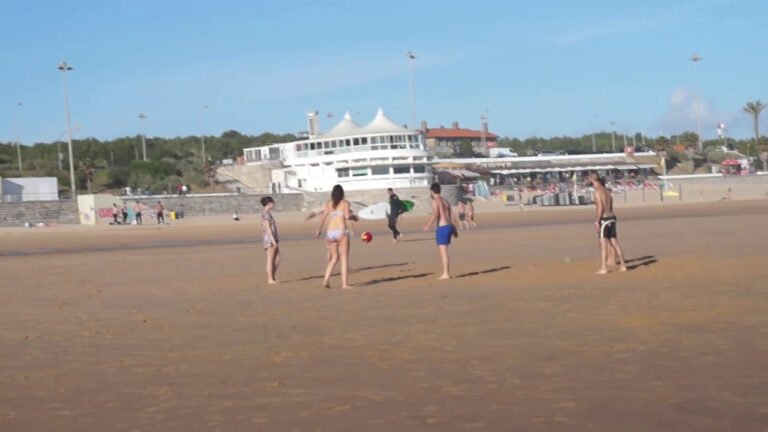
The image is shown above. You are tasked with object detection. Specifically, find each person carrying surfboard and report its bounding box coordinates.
[387,188,406,242]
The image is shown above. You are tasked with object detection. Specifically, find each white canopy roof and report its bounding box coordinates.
[358,108,413,135]
[320,112,360,139]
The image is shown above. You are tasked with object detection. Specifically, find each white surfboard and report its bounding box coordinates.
[357,202,390,220]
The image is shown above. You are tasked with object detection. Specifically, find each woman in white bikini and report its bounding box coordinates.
[316,185,358,289]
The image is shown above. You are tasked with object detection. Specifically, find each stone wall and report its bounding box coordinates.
[134,193,304,217]
[0,200,79,227]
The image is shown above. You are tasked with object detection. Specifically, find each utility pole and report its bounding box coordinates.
[406,51,416,129]
[610,121,616,152]
[15,102,23,174]
[690,54,703,152]
[201,105,208,166]
[138,113,147,161]
[480,110,488,149]
[58,61,77,199]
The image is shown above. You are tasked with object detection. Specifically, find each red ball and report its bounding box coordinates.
[361,231,373,243]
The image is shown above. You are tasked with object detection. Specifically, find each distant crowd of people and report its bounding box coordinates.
[109,200,167,225]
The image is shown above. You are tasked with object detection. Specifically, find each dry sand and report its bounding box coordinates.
[1,200,767,431]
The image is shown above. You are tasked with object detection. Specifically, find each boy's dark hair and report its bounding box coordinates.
[260,196,274,206]
[430,183,441,194]
[589,171,606,186]
[386,187,393,192]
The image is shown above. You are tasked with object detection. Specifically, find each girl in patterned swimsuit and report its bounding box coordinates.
[315,185,358,289]
[261,196,280,284]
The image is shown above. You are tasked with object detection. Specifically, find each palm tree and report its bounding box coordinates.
[742,100,766,158]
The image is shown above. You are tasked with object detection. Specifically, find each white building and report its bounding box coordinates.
[0,177,59,202]
[242,109,435,192]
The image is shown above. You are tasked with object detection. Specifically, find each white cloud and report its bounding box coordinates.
[658,87,735,138]
[555,18,668,46]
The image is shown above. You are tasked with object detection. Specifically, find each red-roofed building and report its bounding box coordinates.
[423,121,498,157]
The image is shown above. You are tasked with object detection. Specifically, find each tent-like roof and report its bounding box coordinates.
[320,112,360,139]
[358,108,412,135]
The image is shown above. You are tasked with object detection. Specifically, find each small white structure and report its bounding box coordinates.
[77,194,123,225]
[0,177,59,202]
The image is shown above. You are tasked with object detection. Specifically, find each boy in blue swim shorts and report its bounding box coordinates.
[423,183,458,280]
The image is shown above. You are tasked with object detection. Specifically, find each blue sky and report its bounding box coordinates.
[1,0,766,144]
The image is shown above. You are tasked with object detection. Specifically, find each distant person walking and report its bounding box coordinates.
[424,183,458,280]
[133,201,143,225]
[112,204,120,225]
[121,204,128,224]
[387,188,405,241]
[316,185,358,289]
[261,196,280,284]
[457,200,469,230]
[156,201,165,224]
[467,199,477,229]
[591,172,627,274]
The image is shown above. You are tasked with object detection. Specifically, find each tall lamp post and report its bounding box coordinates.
[15,102,23,173]
[200,105,208,165]
[690,53,703,152]
[610,121,616,152]
[58,61,76,199]
[406,51,416,129]
[138,113,148,161]
[480,110,488,149]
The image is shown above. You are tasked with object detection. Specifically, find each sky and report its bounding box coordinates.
[1,0,766,144]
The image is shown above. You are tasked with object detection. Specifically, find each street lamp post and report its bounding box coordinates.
[58,61,77,199]
[406,51,416,129]
[201,105,209,166]
[690,54,703,152]
[480,111,488,149]
[138,113,148,161]
[15,102,23,174]
[610,121,616,152]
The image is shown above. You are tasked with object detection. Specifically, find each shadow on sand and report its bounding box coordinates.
[358,272,434,287]
[626,256,658,271]
[290,262,410,282]
[625,255,655,264]
[455,266,512,279]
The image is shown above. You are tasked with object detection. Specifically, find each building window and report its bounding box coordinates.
[337,168,350,178]
[413,165,426,174]
[393,166,410,175]
[345,139,351,147]
[361,137,368,145]
[371,166,389,176]
[351,167,368,177]
[353,138,360,146]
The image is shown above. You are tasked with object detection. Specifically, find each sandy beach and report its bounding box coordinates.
[1,199,767,431]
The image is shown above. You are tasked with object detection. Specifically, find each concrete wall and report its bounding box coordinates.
[661,174,768,185]
[0,200,79,227]
[302,184,460,214]
[129,193,305,217]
